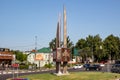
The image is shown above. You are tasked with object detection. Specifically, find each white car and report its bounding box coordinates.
[73,64,83,69]
[100,64,105,67]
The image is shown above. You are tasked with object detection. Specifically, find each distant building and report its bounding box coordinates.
[0,48,14,68]
[23,51,31,55]
[27,47,53,67]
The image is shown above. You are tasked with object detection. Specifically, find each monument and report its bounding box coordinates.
[62,6,70,74]
[53,6,70,75]
[55,14,62,74]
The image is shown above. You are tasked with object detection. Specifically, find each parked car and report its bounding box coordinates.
[73,64,83,69]
[100,63,105,67]
[85,64,102,71]
[115,60,120,64]
[83,64,90,68]
[111,64,120,73]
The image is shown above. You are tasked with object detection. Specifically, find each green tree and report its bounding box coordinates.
[67,36,74,48]
[75,36,92,62]
[93,35,104,62]
[76,35,105,62]
[85,35,94,61]
[49,38,56,50]
[75,38,86,49]
[75,38,88,61]
[75,34,120,62]
[12,50,27,62]
[104,34,120,60]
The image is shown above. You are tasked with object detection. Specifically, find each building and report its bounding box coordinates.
[0,48,13,68]
[27,47,53,67]
[23,51,31,55]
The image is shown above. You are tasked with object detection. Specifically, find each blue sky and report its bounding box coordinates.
[0,0,120,51]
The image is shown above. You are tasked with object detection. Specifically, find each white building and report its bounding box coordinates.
[27,47,53,67]
[23,51,31,55]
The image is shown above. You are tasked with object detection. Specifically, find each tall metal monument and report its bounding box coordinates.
[55,14,62,74]
[62,6,69,74]
[54,6,70,75]
[63,6,67,48]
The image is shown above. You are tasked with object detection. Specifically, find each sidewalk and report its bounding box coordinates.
[0,69,51,75]
[0,67,72,75]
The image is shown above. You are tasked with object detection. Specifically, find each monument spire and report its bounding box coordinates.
[56,22,60,48]
[55,14,62,74]
[63,5,69,74]
[63,6,67,48]
[56,13,61,48]
[59,13,61,47]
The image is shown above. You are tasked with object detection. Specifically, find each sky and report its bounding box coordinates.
[0,0,120,51]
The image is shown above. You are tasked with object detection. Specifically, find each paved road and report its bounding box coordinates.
[0,70,55,80]
[0,64,112,80]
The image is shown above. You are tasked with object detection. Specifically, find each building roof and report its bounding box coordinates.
[37,47,51,53]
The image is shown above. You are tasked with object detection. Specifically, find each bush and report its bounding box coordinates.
[44,63,52,68]
[19,65,29,69]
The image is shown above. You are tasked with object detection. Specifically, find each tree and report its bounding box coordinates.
[93,35,104,62]
[75,36,92,62]
[85,35,94,61]
[75,34,120,62]
[12,50,27,62]
[49,38,56,50]
[67,36,74,48]
[104,34,120,60]
[75,38,88,61]
[75,38,86,49]
[75,35,104,62]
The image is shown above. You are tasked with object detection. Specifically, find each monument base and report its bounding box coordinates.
[53,71,70,76]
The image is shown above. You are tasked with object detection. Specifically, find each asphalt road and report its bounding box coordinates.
[0,64,112,80]
[0,70,54,80]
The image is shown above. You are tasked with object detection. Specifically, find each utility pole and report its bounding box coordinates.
[35,36,40,70]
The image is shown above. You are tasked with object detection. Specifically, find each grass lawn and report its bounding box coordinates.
[18,72,120,80]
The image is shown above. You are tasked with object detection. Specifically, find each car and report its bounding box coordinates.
[100,63,105,67]
[111,64,120,73]
[73,64,83,69]
[115,60,120,64]
[85,64,102,71]
[83,64,90,68]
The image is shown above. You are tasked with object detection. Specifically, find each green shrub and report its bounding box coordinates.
[19,65,29,69]
[44,63,52,68]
